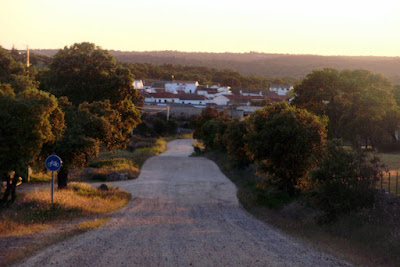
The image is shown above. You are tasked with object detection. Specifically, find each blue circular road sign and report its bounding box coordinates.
[45,155,62,172]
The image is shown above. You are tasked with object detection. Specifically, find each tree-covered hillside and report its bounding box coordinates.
[30,50,400,84]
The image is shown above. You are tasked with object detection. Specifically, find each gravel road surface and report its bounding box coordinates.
[19,139,349,267]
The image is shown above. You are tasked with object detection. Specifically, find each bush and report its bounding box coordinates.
[306,139,383,221]
[246,102,328,196]
[133,113,178,137]
[91,174,107,181]
[193,106,228,139]
[223,118,251,167]
[200,117,231,151]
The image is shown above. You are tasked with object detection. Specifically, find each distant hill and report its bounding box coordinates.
[30,49,400,84]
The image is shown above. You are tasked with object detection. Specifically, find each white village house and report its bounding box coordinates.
[144,92,180,104]
[269,84,294,96]
[165,81,199,94]
[178,94,210,105]
[133,80,144,89]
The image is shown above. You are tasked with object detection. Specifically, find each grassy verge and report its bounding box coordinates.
[201,150,400,267]
[77,137,166,182]
[0,182,130,237]
[377,152,400,195]
[164,132,193,142]
[0,182,130,266]
[29,172,52,183]
[26,137,168,184]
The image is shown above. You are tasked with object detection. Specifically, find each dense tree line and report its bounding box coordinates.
[293,68,400,149]
[107,50,400,84]
[194,67,395,219]
[25,49,295,89]
[123,63,294,89]
[32,49,400,84]
[0,43,142,205]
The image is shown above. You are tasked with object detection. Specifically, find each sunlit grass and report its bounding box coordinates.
[165,132,193,141]
[0,182,131,237]
[29,172,52,183]
[88,137,166,181]
[77,217,111,230]
[376,152,400,195]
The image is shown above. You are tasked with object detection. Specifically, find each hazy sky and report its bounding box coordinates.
[0,0,399,56]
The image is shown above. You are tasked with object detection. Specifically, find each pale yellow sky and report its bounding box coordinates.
[0,0,399,56]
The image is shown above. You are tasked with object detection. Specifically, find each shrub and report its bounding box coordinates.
[200,117,231,151]
[246,102,328,196]
[223,118,251,167]
[133,112,178,137]
[193,106,228,139]
[91,174,107,181]
[307,139,383,221]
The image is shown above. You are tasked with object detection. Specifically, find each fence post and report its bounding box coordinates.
[388,172,391,194]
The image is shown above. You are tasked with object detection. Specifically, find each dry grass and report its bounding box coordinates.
[29,172,52,183]
[203,150,400,267]
[0,182,131,237]
[165,132,193,141]
[0,182,131,266]
[376,152,400,195]
[87,137,167,181]
[77,217,111,230]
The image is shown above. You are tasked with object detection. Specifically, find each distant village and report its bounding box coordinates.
[135,80,293,116]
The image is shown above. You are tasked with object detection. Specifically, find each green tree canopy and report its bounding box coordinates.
[246,102,328,196]
[39,42,142,106]
[0,46,38,93]
[41,97,108,188]
[192,106,228,140]
[80,99,141,150]
[293,68,400,147]
[223,118,251,167]
[307,139,383,220]
[0,88,64,203]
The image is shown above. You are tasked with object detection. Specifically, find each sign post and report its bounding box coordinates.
[45,154,62,208]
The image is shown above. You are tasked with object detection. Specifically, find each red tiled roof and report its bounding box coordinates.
[224,95,265,100]
[141,92,152,98]
[224,93,289,103]
[172,80,198,84]
[240,88,263,94]
[150,92,178,99]
[197,88,219,94]
[179,94,207,101]
[263,92,290,102]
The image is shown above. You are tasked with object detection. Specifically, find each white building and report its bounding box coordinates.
[144,92,180,104]
[165,81,199,94]
[196,85,231,99]
[213,95,231,106]
[240,89,263,96]
[217,86,231,94]
[133,80,144,89]
[269,84,294,96]
[178,94,210,105]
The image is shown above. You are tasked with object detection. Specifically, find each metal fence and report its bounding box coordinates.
[379,171,400,196]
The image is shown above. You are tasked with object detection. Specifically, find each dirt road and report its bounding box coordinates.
[19,139,349,266]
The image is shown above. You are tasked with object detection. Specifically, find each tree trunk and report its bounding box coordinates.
[57,167,69,189]
[10,171,19,204]
[1,172,11,205]
[1,172,18,205]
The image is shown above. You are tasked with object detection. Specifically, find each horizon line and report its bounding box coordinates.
[3,45,399,58]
